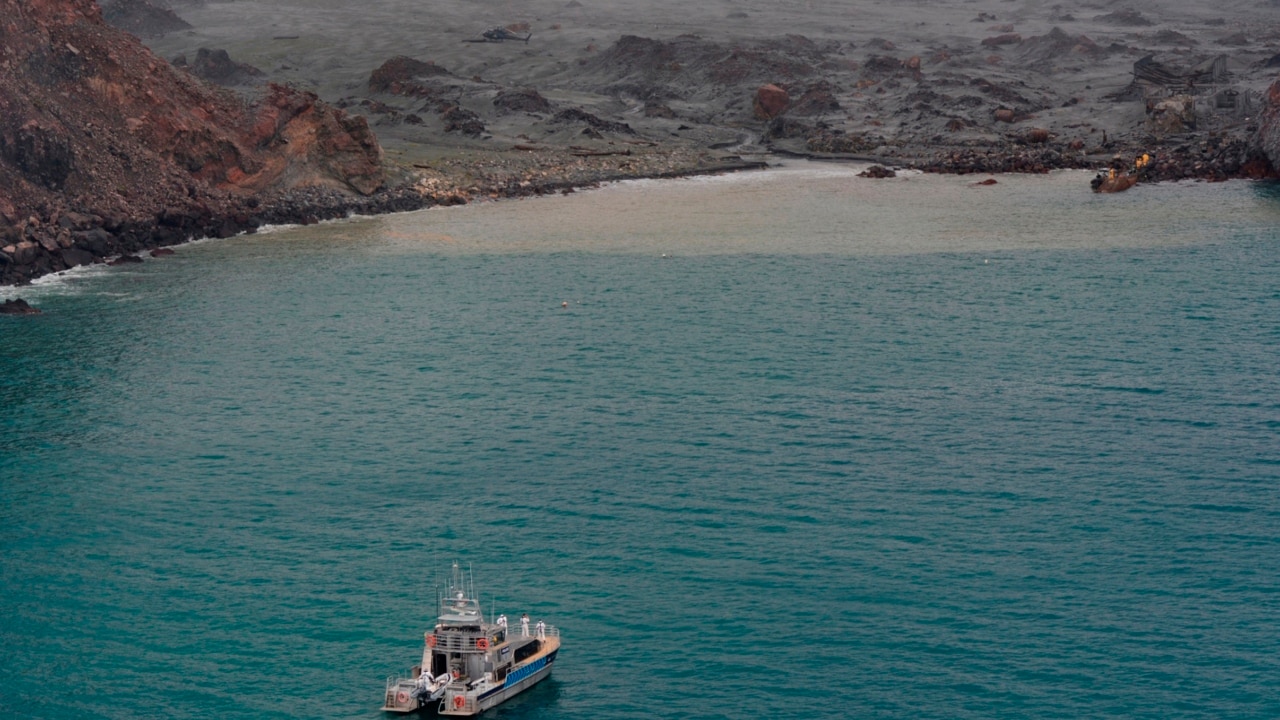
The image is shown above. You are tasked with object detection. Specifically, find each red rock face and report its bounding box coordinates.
[1259,77,1280,171]
[753,84,790,120]
[0,0,382,229]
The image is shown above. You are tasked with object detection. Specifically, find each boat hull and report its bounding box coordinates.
[440,648,558,716]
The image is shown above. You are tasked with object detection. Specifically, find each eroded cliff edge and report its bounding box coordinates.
[0,0,382,284]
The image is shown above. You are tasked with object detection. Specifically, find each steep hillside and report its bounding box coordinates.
[0,0,382,284]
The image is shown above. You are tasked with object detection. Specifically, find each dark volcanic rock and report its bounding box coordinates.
[0,121,75,190]
[1,298,42,315]
[368,56,453,94]
[441,105,485,136]
[1094,9,1153,27]
[60,247,94,267]
[180,48,264,86]
[494,88,552,115]
[862,55,904,78]
[790,82,840,116]
[101,0,192,38]
[858,165,896,178]
[553,108,635,135]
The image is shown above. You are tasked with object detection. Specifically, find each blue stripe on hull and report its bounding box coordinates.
[503,651,552,688]
[474,648,557,704]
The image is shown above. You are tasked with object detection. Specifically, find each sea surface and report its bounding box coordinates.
[3,163,1279,719]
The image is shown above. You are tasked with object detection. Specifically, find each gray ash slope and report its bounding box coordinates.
[139,0,1280,172]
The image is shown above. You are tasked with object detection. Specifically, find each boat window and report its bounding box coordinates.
[513,640,541,663]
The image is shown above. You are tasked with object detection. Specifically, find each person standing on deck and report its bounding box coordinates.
[497,614,507,629]
[536,619,546,640]
[520,613,529,636]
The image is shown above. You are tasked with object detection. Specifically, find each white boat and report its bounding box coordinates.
[382,562,561,715]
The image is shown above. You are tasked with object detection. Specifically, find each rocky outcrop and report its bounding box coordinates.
[174,47,264,86]
[494,88,552,115]
[368,56,453,94]
[0,0,384,285]
[0,298,41,315]
[1256,78,1280,172]
[753,84,790,119]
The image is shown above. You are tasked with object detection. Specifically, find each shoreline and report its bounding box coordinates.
[7,0,1280,294]
[2,146,1276,294]
[0,154,769,291]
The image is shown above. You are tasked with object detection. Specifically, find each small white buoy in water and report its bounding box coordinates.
[562,301,568,309]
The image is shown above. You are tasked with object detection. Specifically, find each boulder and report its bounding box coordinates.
[0,298,41,315]
[494,88,553,115]
[368,56,452,93]
[753,84,790,120]
[858,165,896,178]
[13,241,39,265]
[74,228,115,254]
[184,48,264,86]
[61,247,95,267]
[441,105,486,136]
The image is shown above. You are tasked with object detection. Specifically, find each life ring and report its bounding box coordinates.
[426,634,436,648]
[396,691,408,704]
[453,695,466,710]
[476,637,489,650]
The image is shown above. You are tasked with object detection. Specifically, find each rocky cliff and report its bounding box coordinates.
[0,0,383,284]
[1257,78,1280,173]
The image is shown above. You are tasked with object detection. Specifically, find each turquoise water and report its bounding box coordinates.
[3,165,1280,719]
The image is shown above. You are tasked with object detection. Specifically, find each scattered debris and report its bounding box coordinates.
[472,27,532,43]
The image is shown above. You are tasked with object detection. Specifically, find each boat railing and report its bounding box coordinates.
[510,624,560,640]
[433,631,489,652]
[433,625,559,651]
